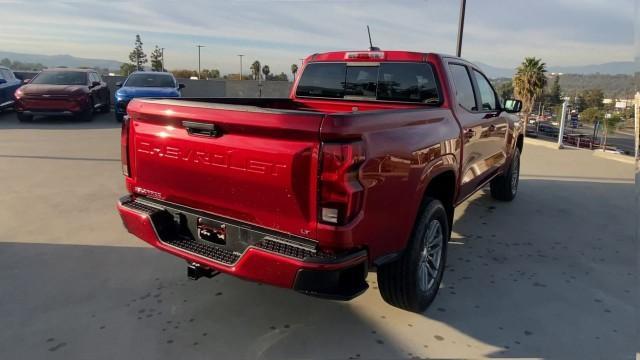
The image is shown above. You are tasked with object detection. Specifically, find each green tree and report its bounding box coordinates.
[579,107,603,124]
[581,89,604,109]
[291,64,299,79]
[171,69,197,79]
[250,60,261,80]
[128,34,148,71]
[261,65,270,81]
[270,72,289,81]
[119,63,137,76]
[513,57,547,116]
[546,75,561,106]
[209,69,220,79]
[150,45,163,71]
[495,81,514,100]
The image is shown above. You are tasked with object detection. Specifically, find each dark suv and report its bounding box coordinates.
[14,68,110,122]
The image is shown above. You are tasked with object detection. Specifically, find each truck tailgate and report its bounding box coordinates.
[126,99,324,239]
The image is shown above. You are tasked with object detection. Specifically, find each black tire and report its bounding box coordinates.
[77,101,93,122]
[17,112,33,122]
[377,197,449,313]
[490,147,521,201]
[101,94,111,113]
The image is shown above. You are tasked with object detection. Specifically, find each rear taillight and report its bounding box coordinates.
[121,115,130,176]
[319,142,365,225]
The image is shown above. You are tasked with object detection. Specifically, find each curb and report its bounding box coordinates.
[524,137,635,165]
[523,137,560,150]
[592,151,635,165]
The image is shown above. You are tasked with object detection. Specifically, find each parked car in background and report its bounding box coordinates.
[14,68,110,122]
[117,50,524,313]
[114,71,184,122]
[0,66,22,111]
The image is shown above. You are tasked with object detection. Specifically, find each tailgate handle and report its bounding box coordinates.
[183,121,221,137]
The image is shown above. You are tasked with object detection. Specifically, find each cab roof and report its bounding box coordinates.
[42,68,96,72]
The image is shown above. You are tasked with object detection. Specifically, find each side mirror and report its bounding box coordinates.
[91,81,101,88]
[115,81,123,87]
[22,78,30,84]
[178,83,186,89]
[503,99,522,113]
[0,79,6,85]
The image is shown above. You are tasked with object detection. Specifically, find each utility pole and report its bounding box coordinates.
[237,55,244,80]
[635,92,639,160]
[196,45,205,79]
[558,101,568,149]
[455,0,466,57]
[160,47,165,72]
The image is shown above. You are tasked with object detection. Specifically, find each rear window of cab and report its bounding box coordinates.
[296,62,440,104]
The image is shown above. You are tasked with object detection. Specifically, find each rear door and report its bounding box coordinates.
[127,99,325,239]
[447,62,505,201]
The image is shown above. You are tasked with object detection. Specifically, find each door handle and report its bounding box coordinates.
[183,121,222,137]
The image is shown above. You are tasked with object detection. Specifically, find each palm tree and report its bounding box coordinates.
[250,60,261,80]
[513,57,547,117]
[262,65,270,81]
[291,64,299,80]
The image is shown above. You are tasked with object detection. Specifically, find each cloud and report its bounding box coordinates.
[0,0,634,74]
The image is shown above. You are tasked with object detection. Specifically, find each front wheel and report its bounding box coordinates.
[377,197,449,313]
[17,112,33,122]
[490,147,521,201]
[77,101,93,122]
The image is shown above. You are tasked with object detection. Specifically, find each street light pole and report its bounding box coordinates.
[196,45,205,79]
[160,47,165,72]
[238,55,244,80]
[634,92,639,160]
[455,0,466,57]
[558,101,568,149]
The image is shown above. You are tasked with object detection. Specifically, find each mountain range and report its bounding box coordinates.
[476,61,636,79]
[1,51,636,78]
[0,51,123,71]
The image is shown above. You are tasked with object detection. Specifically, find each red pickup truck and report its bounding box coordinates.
[117,50,523,312]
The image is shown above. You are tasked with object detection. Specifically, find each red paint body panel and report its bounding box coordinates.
[117,202,367,288]
[119,50,522,292]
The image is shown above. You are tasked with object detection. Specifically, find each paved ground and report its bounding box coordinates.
[0,110,636,359]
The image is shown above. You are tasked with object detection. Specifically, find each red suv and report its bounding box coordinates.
[14,68,110,122]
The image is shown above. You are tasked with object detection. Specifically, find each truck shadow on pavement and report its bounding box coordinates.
[0,110,120,130]
[0,179,635,359]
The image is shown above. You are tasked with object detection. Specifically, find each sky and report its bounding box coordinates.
[0,0,636,75]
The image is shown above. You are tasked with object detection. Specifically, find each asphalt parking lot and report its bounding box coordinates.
[0,110,636,359]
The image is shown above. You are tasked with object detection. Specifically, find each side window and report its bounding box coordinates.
[0,70,6,81]
[89,73,98,84]
[94,73,103,83]
[2,70,15,80]
[473,70,497,111]
[448,64,477,111]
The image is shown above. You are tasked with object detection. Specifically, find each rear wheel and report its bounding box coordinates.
[17,112,33,122]
[377,197,448,313]
[490,147,520,201]
[100,97,111,113]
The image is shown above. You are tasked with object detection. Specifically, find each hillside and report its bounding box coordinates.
[0,51,122,71]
